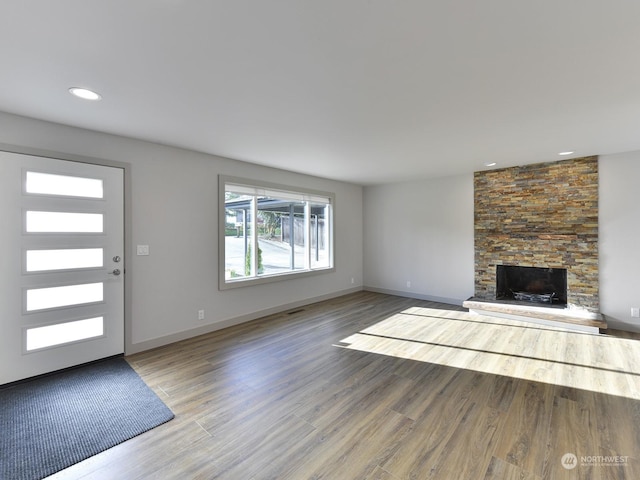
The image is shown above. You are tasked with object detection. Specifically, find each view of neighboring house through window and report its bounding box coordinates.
[220,176,333,287]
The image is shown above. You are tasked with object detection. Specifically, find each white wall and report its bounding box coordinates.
[363,156,640,333]
[599,152,640,332]
[363,174,475,304]
[0,112,364,352]
[3,109,637,337]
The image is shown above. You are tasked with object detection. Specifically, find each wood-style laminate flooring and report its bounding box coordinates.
[48,291,640,479]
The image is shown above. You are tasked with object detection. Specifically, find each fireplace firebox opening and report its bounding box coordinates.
[496,265,567,306]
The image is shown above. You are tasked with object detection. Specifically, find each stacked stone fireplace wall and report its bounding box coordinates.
[474,156,599,312]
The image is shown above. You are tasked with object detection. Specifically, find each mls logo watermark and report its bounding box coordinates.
[561,453,577,470]
[561,452,629,470]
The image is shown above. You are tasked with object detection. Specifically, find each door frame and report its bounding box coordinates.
[0,142,133,355]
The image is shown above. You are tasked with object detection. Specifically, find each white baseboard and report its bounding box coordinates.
[126,286,363,355]
[363,286,464,307]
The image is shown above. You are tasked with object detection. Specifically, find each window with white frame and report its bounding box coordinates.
[220,176,334,288]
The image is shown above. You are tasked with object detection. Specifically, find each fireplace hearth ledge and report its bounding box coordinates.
[462,298,606,334]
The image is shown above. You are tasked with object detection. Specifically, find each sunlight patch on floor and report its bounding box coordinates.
[335,307,640,400]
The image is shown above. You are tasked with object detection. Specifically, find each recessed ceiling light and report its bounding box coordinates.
[485,162,497,167]
[558,151,574,156]
[68,87,102,101]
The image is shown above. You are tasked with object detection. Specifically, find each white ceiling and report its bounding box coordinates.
[2,1,640,185]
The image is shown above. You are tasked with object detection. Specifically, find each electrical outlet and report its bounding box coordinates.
[351,277,355,284]
[406,281,411,288]
[631,307,640,318]
[198,309,205,321]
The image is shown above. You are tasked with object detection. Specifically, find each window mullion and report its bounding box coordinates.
[324,204,331,268]
[250,196,257,277]
[304,202,311,270]
[288,204,295,270]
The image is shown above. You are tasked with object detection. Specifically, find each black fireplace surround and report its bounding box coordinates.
[496,265,567,306]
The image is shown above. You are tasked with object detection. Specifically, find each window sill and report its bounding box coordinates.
[219,266,335,291]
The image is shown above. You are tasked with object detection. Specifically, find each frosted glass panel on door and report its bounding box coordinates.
[26,317,104,351]
[26,171,104,198]
[26,283,104,311]
[26,248,104,272]
[26,211,103,233]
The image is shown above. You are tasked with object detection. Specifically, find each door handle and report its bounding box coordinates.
[108,269,121,276]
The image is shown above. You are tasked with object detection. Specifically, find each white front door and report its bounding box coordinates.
[0,151,125,385]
